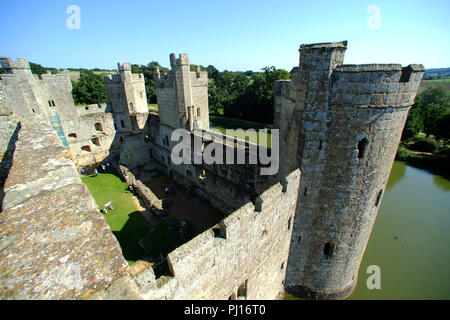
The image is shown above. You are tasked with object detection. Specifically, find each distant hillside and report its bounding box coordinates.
[423,68,450,80]
[57,70,116,82]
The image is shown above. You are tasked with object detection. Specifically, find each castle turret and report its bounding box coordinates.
[104,62,149,133]
[275,41,424,299]
[155,53,209,131]
[0,57,32,76]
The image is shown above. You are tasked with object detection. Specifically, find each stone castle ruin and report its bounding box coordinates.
[0,41,424,300]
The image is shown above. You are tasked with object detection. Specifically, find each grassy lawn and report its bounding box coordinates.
[149,103,158,113]
[420,79,450,91]
[424,78,450,83]
[210,116,273,148]
[81,171,149,264]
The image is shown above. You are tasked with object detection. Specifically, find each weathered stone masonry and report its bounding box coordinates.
[274,41,424,299]
[0,116,129,299]
[0,41,424,300]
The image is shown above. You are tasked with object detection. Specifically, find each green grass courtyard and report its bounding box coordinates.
[82,171,149,264]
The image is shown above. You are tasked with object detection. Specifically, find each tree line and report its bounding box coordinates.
[19,61,450,148]
[401,86,449,155]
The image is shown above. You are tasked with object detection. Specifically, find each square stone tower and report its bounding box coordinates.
[155,53,209,131]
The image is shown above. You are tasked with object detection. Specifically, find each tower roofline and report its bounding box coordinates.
[300,41,348,50]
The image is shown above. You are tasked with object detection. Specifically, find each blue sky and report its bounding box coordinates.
[1,0,449,71]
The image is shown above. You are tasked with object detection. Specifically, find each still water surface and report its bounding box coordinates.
[348,161,450,299]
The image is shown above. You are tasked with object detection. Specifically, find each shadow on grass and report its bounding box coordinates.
[112,211,148,263]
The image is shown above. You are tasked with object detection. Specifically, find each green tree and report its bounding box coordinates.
[402,106,423,140]
[72,70,108,105]
[29,62,47,79]
[414,87,450,137]
[236,66,291,123]
[131,62,169,104]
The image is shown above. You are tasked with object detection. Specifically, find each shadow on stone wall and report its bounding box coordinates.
[0,121,21,212]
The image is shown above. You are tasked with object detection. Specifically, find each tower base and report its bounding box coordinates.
[285,278,357,300]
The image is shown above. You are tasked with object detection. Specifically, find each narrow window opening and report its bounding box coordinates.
[357,138,369,159]
[140,91,143,99]
[120,136,124,143]
[114,123,117,130]
[375,189,383,207]
[287,217,292,230]
[130,103,134,112]
[212,224,225,239]
[237,280,248,299]
[197,108,201,117]
[117,93,121,100]
[319,140,322,150]
[324,242,335,259]
[51,100,55,107]
[167,156,171,165]
[48,101,52,107]
[94,123,103,132]
[68,133,77,139]
[281,262,285,270]
[92,137,100,146]
[400,66,412,83]
[298,236,301,243]
[165,135,169,147]
[304,187,307,196]
[81,145,91,152]
[121,120,125,128]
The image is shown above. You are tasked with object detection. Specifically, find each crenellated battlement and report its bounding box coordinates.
[75,103,111,115]
[329,63,424,108]
[155,53,209,131]
[0,57,31,73]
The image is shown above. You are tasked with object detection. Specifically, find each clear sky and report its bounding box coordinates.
[1,0,449,71]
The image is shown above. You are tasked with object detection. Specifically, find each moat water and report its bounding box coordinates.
[348,161,450,299]
[285,161,450,300]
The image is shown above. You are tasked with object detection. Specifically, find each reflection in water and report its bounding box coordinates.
[386,161,406,191]
[433,174,450,192]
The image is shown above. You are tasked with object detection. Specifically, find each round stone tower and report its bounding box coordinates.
[274,41,424,299]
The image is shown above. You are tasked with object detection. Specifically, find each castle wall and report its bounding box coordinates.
[147,116,277,214]
[0,115,129,299]
[274,42,424,299]
[88,168,300,300]
[64,104,117,168]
